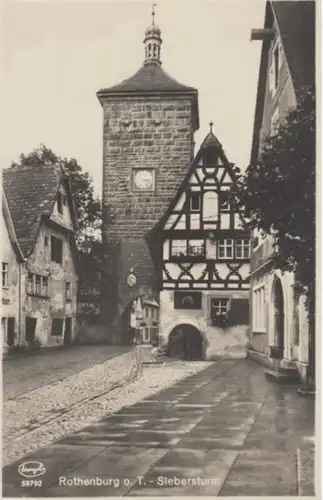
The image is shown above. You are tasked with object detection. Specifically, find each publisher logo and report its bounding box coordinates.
[18,461,46,478]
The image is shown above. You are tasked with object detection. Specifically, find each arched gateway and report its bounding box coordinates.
[167,324,203,360]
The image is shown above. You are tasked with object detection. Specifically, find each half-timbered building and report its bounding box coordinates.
[147,125,251,360]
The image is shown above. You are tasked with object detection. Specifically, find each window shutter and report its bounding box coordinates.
[230,298,249,325]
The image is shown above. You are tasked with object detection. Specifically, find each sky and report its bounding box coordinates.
[2,0,266,196]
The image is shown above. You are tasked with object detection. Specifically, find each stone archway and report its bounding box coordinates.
[273,277,285,358]
[167,324,203,360]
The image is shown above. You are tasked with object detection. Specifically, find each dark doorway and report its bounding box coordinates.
[168,324,203,360]
[25,317,37,342]
[274,278,285,358]
[64,317,73,346]
[7,317,15,346]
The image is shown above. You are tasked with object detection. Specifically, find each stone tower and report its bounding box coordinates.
[97,11,199,341]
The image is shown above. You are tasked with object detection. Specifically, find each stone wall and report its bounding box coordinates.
[159,290,249,360]
[101,94,196,336]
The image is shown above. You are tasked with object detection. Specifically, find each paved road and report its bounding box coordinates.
[3,359,315,497]
[3,345,131,401]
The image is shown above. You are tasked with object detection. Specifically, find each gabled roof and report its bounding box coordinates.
[250,0,315,164]
[2,189,25,262]
[97,61,200,130]
[146,128,237,246]
[2,164,78,257]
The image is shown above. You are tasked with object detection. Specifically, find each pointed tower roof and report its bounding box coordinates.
[200,121,223,149]
[97,6,199,129]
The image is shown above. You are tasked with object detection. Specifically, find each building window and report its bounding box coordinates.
[171,240,187,257]
[2,262,9,287]
[171,239,205,258]
[144,327,150,342]
[252,285,266,331]
[42,276,49,296]
[27,273,49,297]
[211,298,229,316]
[190,192,201,212]
[219,191,230,212]
[35,275,41,295]
[174,291,202,310]
[57,192,66,215]
[51,318,64,336]
[44,236,49,246]
[27,273,33,293]
[236,239,250,259]
[51,236,63,264]
[218,239,233,259]
[65,282,72,301]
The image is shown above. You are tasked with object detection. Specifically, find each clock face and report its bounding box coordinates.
[133,169,154,191]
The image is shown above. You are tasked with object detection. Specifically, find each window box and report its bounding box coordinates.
[211,313,230,328]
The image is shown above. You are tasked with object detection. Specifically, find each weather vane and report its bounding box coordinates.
[152,3,157,25]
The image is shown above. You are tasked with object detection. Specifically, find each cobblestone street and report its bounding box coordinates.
[3,359,315,497]
[3,345,131,401]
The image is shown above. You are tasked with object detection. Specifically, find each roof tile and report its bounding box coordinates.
[2,164,61,256]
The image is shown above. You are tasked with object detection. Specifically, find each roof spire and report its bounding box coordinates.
[152,3,157,25]
[209,121,214,133]
[144,4,162,65]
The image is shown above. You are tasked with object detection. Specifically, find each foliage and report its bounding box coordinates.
[235,86,315,313]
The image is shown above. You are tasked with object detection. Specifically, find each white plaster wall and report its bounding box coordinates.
[1,211,22,346]
[160,289,249,359]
